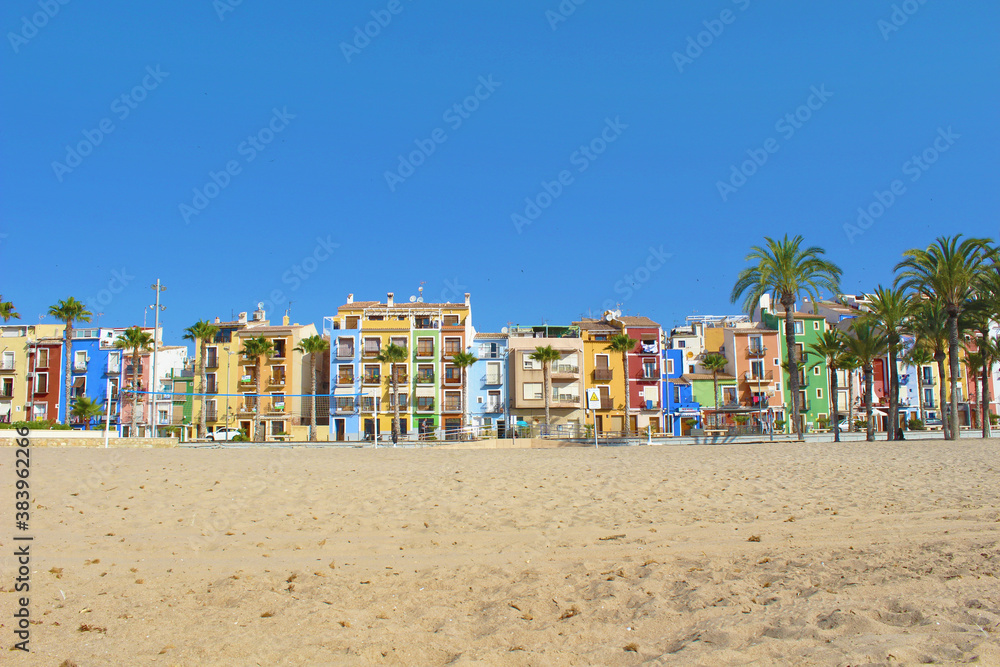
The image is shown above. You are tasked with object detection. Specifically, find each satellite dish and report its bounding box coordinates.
[257,302,264,310]
[416,297,423,303]
[686,351,694,359]
[614,309,622,319]
[604,311,614,322]
[409,295,416,302]
[501,326,508,334]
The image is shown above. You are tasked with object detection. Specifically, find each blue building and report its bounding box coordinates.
[468,332,510,438]
[662,347,700,435]
[324,316,362,442]
[63,328,125,432]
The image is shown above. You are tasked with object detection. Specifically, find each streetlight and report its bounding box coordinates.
[149,280,166,437]
[223,346,234,432]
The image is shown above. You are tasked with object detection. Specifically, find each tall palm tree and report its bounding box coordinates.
[905,344,935,425]
[962,349,985,430]
[0,296,19,322]
[896,235,994,439]
[808,330,848,442]
[241,336,274,442]
[375,342,407,446]
[731,234,842,438]
[183,319,220,439]
[861,286,916,440]
[452,350,479,440]
[114,326,153,436]
[296,335,330,443]
[701,352,728,426]
[48,297,93,425]
[70,395,104,430]
[907,298,952,438]
[842,321,889,442]
[530,345,561,435]
[606,332,637,435]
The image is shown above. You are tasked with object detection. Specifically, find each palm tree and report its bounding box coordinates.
[375,342,407,446]
[530,345,561,435]
[701,353,728,427]
[70,395,104,430]
[0,296,19,322]
[452,350,479,440]
[907,298,952,438]
[183,320,220,439]
[896,235,994,439]
[731,234,843,438]
[962,349,985,430]
[840,352,861,432]
[296,335,330,443]
[808,330,848,442]
[241,336,274,442]
[47,298,93,425]
[842,321,889,442]
[606,332,637,435]
[114,327,153,436]
[861,286,916,440]
[904,344,935,425]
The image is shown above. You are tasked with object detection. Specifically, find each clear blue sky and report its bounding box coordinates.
[3,1,998,345]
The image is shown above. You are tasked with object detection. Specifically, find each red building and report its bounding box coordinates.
[26,336,63,423]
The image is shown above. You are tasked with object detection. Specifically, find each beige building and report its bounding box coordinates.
[507,324,584,434]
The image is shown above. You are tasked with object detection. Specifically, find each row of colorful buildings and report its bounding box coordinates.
[0,291,988,440]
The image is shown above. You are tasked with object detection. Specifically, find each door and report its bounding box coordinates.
[399,418,408,437]
[595,414,603,434]
[335,418,345,441]
[497,420,506,438]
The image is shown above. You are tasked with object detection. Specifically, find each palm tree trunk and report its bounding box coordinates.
[848,370,854,432]
[936,353,950,439]
[460,368,467,440]
[310,354,318,442]
[947,312,961,440]
[131,349,140,436]
[254,358,264,442]
[622,351,631,436]
[712,372,719,428]
[887,344,899,440]
[542,363,551,436]
[831,366,840,442]
[198,339,208,439]
[63,321,73,425]
[865,364,875,442]
[982,356,991,439]
[391,367,399,446]
[782,300,801,438]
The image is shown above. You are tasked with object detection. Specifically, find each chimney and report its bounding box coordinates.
[387,292,394,307]
[238,312,248,324]
[214,316,220,324]
[347,293,354,304]
[282,315,290,326]
[464,292,470,307]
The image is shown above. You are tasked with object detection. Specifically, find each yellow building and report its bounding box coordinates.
[577,318,627,434]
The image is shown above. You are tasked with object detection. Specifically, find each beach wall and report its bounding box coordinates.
[0,431,178,447]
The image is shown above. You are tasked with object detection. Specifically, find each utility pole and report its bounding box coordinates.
[150,280,166,437]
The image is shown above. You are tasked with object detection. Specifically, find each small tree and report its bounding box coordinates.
[0,296,19,322]
[530,345,561,435]
[70,396,104,430]
[452,350,479,439]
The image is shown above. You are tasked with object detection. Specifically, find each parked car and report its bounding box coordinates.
[925,418,942,427]
[208,427,242,441]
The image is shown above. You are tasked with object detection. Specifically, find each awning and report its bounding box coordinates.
[72,377,85,388]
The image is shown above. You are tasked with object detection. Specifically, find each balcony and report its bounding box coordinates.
[747,345,767,358]
[414,320,438,330]
[482,373,502,386]
[205,409,218,422]
[336,374,354,386]
[0,388,13,399]
[416,374,435,384]
[484,401,505,413]
[641,371,658,380]
[743,370,774,384]
[443,373,462,385]
[552,364,579,376]
[0,359,15,372]
[335,400,355,413]
[269,375,286,387]
[600,398,613,410]
[363,374,381,385]
[389,373,408,385]
[922,376,935,386]
[205,381,218,394]
[443,401,462,413]
[416,401,435,412]
[415,347,435,358]
[205,355,219,369]
[336,346,354,359]
[239,377,257,390]
[593,368,613,381]
[268,403,286,414]
[73,363,88,372]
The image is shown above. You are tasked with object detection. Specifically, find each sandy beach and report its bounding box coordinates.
[3,439,999,666]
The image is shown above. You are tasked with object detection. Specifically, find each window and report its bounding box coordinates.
[74,350,88,371]
[816,388,823,399]
[390,393,408,409]
[107,352,121,374]
[814,366,820,375]
[345,316,359,329]
[416,338,434,357]
[360,396,380,412]
[443,315,460,326]
[642,359,657,379]
[206,372,217,394]
[271,366,286,385]
[523,353,541,370]
[444,337,461,356]
[272,339,287,358]
[677,340,686,348]
[363,338,381,356]
[444,391,461,412]
[37,348,49,368]
[445,365,461,382]
[775,383,781,391]
[773,357,779,366]
[390,336,407,351]
[416,365,434,383]
[666,359,674,375]
[363,365,380,384]
[336,396,355,412]
[721,387,736,404]
[594,334,607,341]
[337,337,355,357]
[1,351,13,371]
[523,382,543,400]
[688,365,695,374]
[793,321,804,335]
[337,365,354,384]
[417,396,434,411]
[673,385,681,403]
[750,360,765,379]
[271,393,285,412]
[35,372,48,394]
[206,346,218,367]
[640,339,658,354]
[158,409,169,424]
[390,363,407,383]
[813,321,820,330]
[485,362,501,385]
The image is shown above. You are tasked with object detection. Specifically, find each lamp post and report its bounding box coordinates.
[149,280,166,437]
[223,346,233,433]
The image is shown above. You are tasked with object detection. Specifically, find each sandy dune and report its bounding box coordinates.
[3,439,999,665]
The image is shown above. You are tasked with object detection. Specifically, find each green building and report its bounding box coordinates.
[759,309,832,433]
[169,368,195,441]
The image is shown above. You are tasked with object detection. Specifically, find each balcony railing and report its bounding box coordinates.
[269,403,285,414]
[415,347,435,358]
[336,346,354,359]
[743,370,774,383]
[593,368,613,381]
[553,364,579,375]
[73,363,88,372]
[483,374,502,386]
[746,345,767,358]
[335,401,355,413]
[484,401,505,413]
[416,374,435,384]
[0,359,15,371]
[444,374,462,385]
[269,376,286,387]
[205,409,218,421]
[641,371,658,380]
[205,382,218,394]
[363,374,381,385]
[443,401,462,413]
[416,401,435,412]
[0,388,13,398]
[337,375,354,386]
[600,398,613,410]
[205,355,219,368]
[362,348,380,358]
